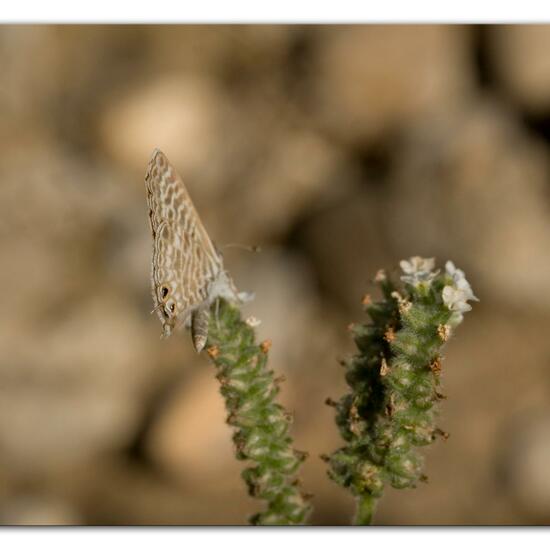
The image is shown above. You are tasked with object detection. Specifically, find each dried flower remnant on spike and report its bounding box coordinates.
[207,345,220,359]
[437,324,451,342]
[361,294,372,307]
[391,291,412,315]
[429,357,442,375]
[434,428,450,441]
[260,339,272,353]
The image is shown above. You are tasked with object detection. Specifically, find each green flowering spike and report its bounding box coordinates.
[326,257,477,525]
[205,299,311,526]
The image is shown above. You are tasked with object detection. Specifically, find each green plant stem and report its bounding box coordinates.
[205,298,311,526]
[355,494,378,526]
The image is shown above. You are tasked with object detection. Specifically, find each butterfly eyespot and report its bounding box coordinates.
[161,286,169,299]
[169,304,175,313]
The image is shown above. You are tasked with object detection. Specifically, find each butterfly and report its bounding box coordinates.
[145,148,246,352]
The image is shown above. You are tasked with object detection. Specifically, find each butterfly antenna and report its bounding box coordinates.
[150,303,163,315]
[223,243,262,253]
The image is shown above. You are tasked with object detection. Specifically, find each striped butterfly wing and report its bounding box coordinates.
[145,149,224,337]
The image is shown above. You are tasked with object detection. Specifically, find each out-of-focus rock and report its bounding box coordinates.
[0,27,58,140]
[0,495,81,525]
[0,294,153,475]
[234,248,322,374]
[100,70,344,245]
[0,143,139,323]
[146,25,293,76]
[387,101,550,310]
[57,458,255,525]
[490,25,550,113]
[100,75,230,187]
[311,25,474,145]
[221,128,346,243]
[146,369,238,484]
[0,144,173,475]
[293,182,396,312]
[498,409,550,522]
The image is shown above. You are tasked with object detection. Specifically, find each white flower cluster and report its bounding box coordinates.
[245,315,262,328]
[399,256,439,287]
[442,261,478,323]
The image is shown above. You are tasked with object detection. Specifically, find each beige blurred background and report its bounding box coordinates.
[1,24,550,525]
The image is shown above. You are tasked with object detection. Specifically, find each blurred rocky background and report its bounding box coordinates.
[1,24,550,525]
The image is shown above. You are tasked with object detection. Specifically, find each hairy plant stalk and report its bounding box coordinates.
[205,299,311,525]
[325,258,477,525]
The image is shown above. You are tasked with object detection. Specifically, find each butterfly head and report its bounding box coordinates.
[156,283,183,338]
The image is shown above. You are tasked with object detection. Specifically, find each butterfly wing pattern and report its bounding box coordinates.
[145,148,241,352]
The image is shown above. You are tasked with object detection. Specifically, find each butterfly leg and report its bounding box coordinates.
[191,305,210,353]
[215,298,221,330]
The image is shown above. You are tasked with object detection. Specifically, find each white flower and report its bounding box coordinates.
[445,261,478,302]
[399,256,438,287]
[442,286,473,314]
[245,316,262,328]
[238,291,255,303]
[445,261,464,280]
[401,256,435,274]
[442,261,478,324]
